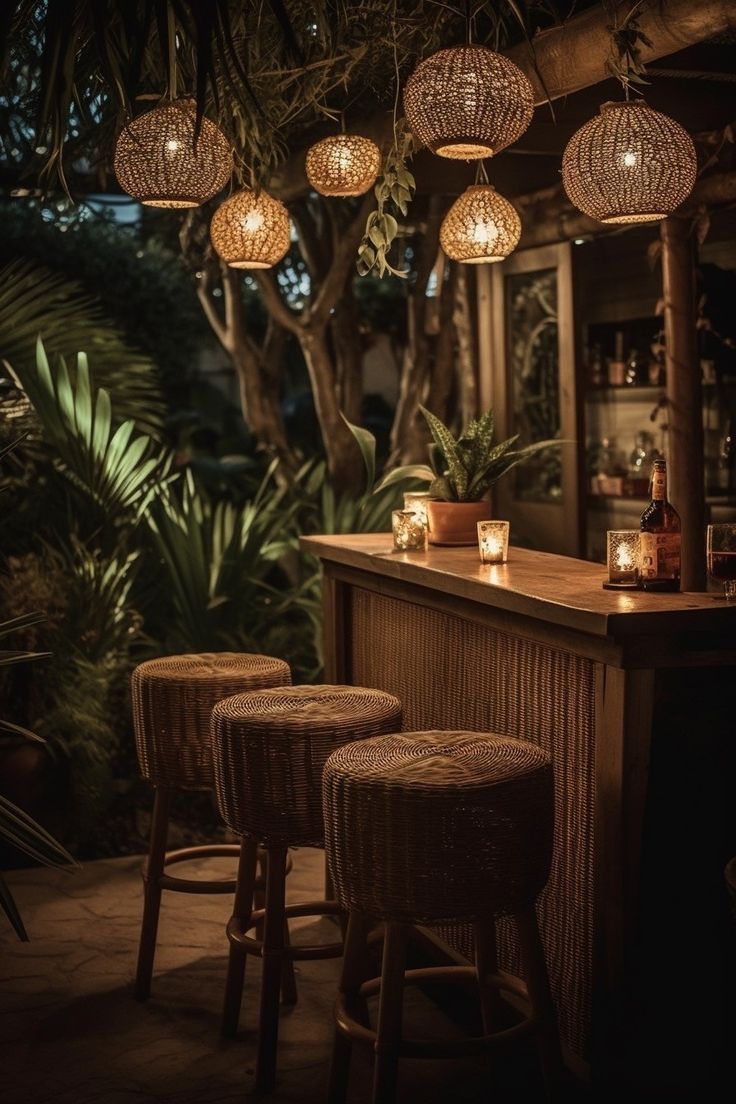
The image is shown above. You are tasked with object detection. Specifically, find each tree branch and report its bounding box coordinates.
[253,270,302,335]
[196,265,229,351]
[310,192,373,326]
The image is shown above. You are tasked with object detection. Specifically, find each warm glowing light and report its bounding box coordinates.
[440,185,520,264]
[211,188,290,269]
[562,101,696,225]
[392,510,427,552]
[305,134,381,197]
[114,99,231,208]
[605,530,640,587]
[477,520,510,565]
[403,45,534,159]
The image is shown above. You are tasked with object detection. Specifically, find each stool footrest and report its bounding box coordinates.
[336,964,536,1058]
[227,900,344,960]
[142,842,293,895]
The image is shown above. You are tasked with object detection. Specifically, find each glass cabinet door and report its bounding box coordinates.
[481,242,581,557]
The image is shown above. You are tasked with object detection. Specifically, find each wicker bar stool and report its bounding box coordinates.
[131,652,291,1001]
[323,731,563,1104]
[212,684,402,1095]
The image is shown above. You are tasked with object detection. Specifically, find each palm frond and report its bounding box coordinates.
[6,339,172,516]
[0,259,164,436]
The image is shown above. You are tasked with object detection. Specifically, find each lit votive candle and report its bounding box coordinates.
[403,491,431,529]
[392,509,427,552]
[477,520,510,564]
[604,529,640,589]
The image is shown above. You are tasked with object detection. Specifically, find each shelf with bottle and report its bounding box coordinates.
[583,318,664,392]
[587,430,661,499]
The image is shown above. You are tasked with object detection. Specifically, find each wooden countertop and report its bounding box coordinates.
[301,533,736,640]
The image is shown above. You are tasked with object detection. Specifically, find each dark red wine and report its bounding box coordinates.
[708,551,736,582]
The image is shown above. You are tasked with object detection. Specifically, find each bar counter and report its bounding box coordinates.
[301,534,736,1087]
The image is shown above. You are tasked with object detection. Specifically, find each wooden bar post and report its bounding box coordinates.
[660,216,706,591]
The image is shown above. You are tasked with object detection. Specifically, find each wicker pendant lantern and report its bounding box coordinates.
[403,45,534,159]
[210,188,290,269]
[305,134,381,196]
[562,101,697,224]
[114,99,231,208]
[440,184,521,264]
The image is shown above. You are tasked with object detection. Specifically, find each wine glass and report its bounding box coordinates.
[706,523,736,601]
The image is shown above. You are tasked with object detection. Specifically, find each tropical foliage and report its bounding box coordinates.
[412,405,560,503]
[1,1,559,192]
[0,607,77,941]
[0,259,165,435]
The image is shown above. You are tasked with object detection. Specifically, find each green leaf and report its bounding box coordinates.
[341,414,376,494]
[419,406,468,499]
[374,464,434,493]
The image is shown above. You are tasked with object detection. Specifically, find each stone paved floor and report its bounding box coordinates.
[1,850,543,1104]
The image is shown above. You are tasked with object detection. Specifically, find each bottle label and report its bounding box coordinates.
[640,532,680,579]
[651,468,666,501]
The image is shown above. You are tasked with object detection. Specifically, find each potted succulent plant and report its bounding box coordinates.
[391,406,561,545]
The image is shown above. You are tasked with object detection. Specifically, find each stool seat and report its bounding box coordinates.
[323,730,554,923]
[213,684,402,847]
[130,651,291,1002]
[212,684,401,1094]
[323,730,561,1104]
[133,652,291,789]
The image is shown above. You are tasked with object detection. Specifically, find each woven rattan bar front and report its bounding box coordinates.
[130,652,291,1002]
[212,684,402,1096]
[322,731,562,1104]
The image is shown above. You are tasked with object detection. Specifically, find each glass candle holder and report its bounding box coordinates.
[604,529,640,589]
[477,520,510,564]
[392,509,427,552]
[403,491,431,528]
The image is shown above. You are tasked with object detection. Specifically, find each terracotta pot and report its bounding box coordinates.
[427,498,491,546]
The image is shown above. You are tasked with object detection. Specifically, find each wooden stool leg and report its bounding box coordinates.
[474,918,505,1034]
[372,921,408,1104]
[280,914,298,1006]
[221,836,258,1038]
[327,911,370,1104]
[134,785,170,1001]
[515,907,565,1100]
[255,845,288,1095]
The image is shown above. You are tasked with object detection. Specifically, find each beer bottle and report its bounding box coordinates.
[639,458,681,592]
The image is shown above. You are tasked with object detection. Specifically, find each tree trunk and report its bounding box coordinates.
[331,285,363,424]
[389,197,444,464]
[454,267,478,426]
[300,329,362,492]
[660,217,706,591]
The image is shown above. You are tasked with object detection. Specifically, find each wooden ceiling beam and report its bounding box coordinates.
[516,169,736,250]
[271,0,736,201]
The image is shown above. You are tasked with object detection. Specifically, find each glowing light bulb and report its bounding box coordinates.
[623,150,636,167]
[165,139,180,153]
[243,210,264,232]
[473,220,498,245]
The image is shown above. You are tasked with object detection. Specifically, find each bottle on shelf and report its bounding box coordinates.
[608,330,626,386]
[588,343,604,388]
[628,431,652,476]
[639,458,681,592]
[625,347,643,386]
[718,416,735,495]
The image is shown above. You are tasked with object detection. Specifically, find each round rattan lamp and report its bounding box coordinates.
[440,184,521,264]
[562,100,697,224]
[305,134,381,196]
[210,187,290,269]
[403,44,534,159]
[114,99,231,208]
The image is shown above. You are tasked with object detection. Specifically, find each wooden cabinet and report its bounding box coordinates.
[478,242,581,557]
[477,224,736,561]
